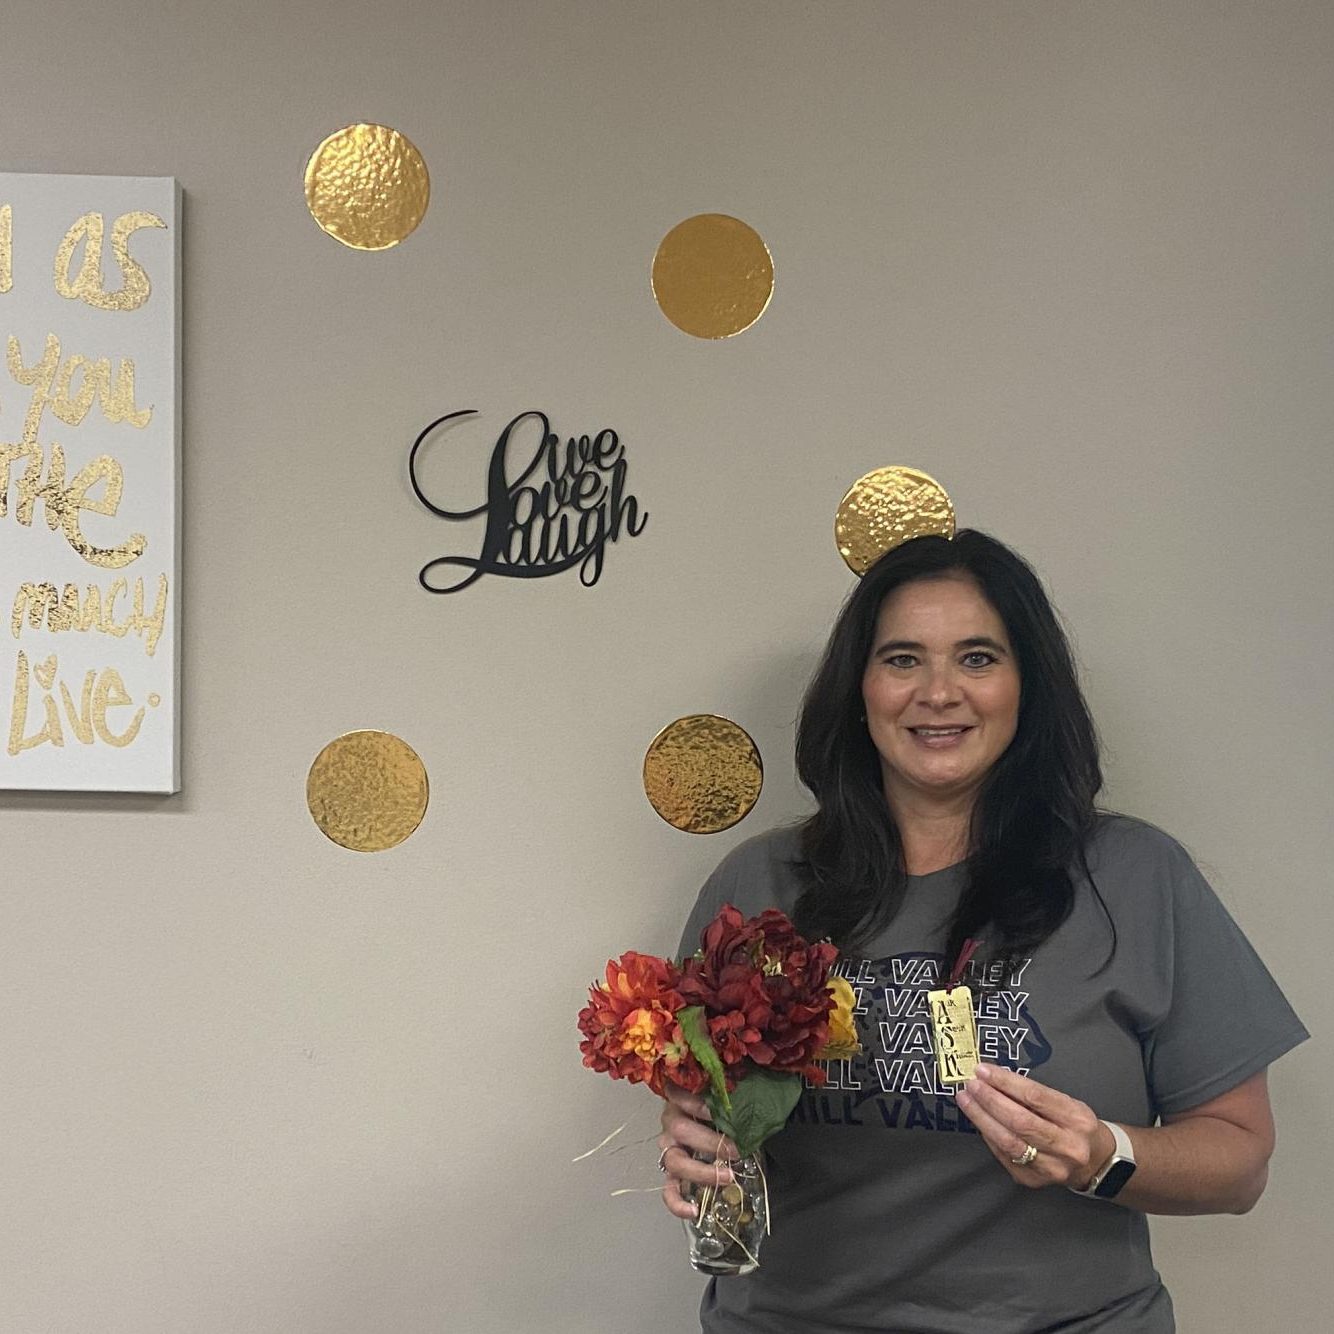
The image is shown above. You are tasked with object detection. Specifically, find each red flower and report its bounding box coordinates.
[707,1009,762,1066]
[679,905,838,1083]
[577,951,706,1095]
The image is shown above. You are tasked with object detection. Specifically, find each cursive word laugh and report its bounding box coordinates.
[408,409,647,594]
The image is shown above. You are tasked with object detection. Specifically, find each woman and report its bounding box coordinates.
[658,530,1306,1333]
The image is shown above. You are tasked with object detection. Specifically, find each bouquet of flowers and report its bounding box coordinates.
[577,903,860,1274]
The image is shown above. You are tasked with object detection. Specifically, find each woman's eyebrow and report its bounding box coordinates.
[871,636,1009,654]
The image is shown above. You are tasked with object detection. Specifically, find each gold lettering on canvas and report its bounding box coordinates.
[6,333,152,438]
[926,985,980,1086]
[0,205,11,294]
[1,191,173,777]
[11,574,168,656]
[7,649,158,755]
[53,211,166,312]
[1,334,152,567]
[0,438,147,568]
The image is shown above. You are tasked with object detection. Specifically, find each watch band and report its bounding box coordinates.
[1070,1120,1137,1200]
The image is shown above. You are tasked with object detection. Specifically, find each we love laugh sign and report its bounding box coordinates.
[408,409,648,595]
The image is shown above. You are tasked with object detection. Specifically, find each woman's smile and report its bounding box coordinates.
[905,724,975,747]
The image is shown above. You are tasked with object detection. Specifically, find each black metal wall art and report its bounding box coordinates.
[408,410,648,594]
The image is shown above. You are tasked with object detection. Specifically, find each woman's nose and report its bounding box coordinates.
[919,666,962,708]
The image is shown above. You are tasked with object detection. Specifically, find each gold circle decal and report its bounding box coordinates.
[651,214,774,338]
[306,730,429,852]
[643,714,763,834]
[835,466,956,576]
[304,123,430,251]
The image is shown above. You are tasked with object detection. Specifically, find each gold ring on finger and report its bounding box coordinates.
[1010,1143,1038,1167]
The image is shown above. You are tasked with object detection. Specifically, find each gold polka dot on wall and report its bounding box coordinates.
[651,214,774,338]
[835,466,956,576]
[643,714,763,834]
[306,730,429,852]
[304,123,430,251]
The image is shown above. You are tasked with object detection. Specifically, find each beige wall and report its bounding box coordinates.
[2,1,1330,1329]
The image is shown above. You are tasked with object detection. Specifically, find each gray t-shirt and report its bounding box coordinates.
[675,816,1308,1334]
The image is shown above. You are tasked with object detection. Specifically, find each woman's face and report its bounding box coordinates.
[861,576,1021,810]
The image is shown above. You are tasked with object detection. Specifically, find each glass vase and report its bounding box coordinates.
[682,1151,768,1276]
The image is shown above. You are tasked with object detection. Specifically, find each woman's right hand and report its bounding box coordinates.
[658,1082,739,1220]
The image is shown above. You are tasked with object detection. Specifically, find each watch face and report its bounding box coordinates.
[1094,1159,1137,1199]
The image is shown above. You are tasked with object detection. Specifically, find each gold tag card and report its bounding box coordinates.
[927,985,979,1086]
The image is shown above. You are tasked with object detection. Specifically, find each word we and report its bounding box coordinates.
[408,409,647,594]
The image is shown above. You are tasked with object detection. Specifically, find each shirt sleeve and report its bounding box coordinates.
[1144,836,1309,1117]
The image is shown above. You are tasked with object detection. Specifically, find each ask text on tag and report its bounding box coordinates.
[927,984,979,1085]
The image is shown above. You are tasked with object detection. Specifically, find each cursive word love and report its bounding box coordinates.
[408,409,647,594]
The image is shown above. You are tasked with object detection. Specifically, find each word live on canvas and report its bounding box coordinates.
[1,203,168,758]
[408,408,647,594]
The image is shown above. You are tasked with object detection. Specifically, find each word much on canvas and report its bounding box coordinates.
[11,574,168,657]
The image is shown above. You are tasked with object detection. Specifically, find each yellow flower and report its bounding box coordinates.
[818,975,862,1061]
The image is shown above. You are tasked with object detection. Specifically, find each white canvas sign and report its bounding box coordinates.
[0,174,180,792]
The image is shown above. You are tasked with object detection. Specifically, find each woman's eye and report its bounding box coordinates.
[961,651,997,668]
[884,654,917,669]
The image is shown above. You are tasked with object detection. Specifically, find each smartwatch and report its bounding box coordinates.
[1069,1120,1137,1200]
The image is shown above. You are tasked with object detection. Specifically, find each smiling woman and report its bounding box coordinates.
[658,530,1308,1334]
[794,531,1104,965]
[861,577,1021,821]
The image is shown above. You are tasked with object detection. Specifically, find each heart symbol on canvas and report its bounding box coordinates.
[33,655,58,691]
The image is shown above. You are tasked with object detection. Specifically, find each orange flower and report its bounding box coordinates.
[577,951,706,1095]
[601,951,681,1013]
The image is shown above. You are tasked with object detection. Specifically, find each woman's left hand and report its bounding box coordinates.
[955,1061,1115,1189]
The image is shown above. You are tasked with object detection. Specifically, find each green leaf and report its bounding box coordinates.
[707,1067,802,1159]
[676,1006,731,1114]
